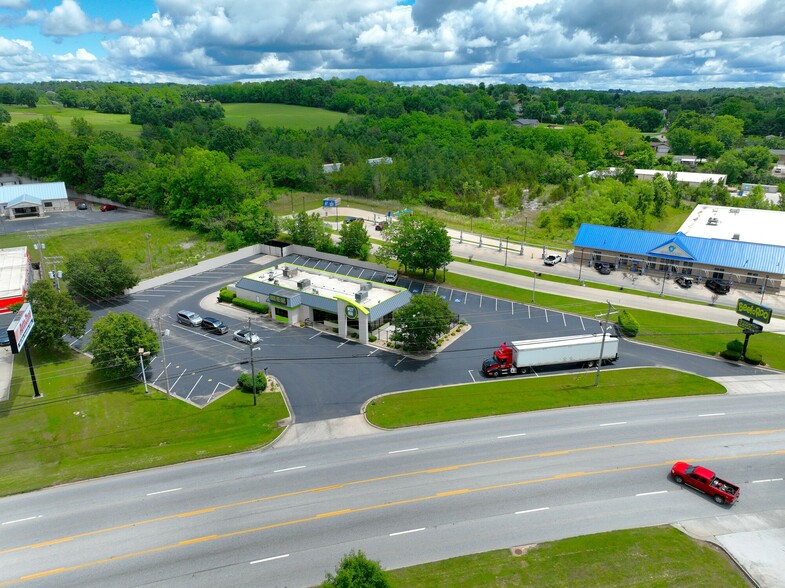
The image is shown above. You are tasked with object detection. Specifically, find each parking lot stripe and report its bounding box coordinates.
[185,376,203,400]
[309,332,322,340]
[171,369,187,392]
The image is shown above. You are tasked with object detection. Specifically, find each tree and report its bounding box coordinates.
[339,219,371,260]
[392,293,457,353]
[64,248,139,301]
[321,550,391,588]
[284,211,333,251]
[0,107,10,125]
[87,312,159,377]
[17,88,37,108]
[26,280,90,351]
[378,213,452,278]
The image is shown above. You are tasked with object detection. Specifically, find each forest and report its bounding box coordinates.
[0,79,783,251]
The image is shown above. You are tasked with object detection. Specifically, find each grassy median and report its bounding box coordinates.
[365,368,724,428]
[0,348,288,497]
[388,526,748,587]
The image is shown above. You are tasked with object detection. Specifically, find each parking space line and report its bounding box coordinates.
[544,309,548,322]
[309,332,322,340]
[495,298,498,312]
[468,370,476,383]
[511,302,514,315]
[170,369,188,392]
[368,348,378,356]
[562,313,567,326]
[580,316,586,330]
[185,376,203,400]
[479,295,483,307]
[395,357,406,367]
[338,341,349,348]
[207,382,232,404]
[463,292,468,304]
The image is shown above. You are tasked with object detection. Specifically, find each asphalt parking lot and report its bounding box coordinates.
[1,206,154,235]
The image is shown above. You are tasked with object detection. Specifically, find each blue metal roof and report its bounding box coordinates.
[574,224,785,275]
[0,182,67,204]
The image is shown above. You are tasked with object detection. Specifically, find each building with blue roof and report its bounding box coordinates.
[573,223,785,293]
[0,182,70,219]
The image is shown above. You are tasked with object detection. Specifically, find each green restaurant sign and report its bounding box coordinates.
[269,293,290,306]
[737,318,763,333]
[736,298,772,324]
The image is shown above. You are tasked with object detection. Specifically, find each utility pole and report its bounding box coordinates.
[138,348,151,393]
[28,230,47,278]
[47,256,64,292]
[504,236,509,267]
[156,315,171,399]
[594,301,618,387]
[248,317,257,406]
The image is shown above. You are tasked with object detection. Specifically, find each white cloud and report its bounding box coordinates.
[0,36,33,56]
[0,0,28,8]
[701,31,723,41]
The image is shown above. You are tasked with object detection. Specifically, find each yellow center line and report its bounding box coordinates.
[4,447,785,586]
[2,428,783,557]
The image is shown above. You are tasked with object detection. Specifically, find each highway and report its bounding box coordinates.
[2,391,784,587]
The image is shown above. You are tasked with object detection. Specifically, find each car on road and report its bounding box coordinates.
[671,461,740,505]
[544,254,562,266]
[675,275,693,288]
[233,329,261,345]
[100,204,118,212]
[0,330,10,346]
[343,216,363,224]
[705,278,731,295]
[201,316,229,334]
[594,261,613,275]
[177,310,203,327]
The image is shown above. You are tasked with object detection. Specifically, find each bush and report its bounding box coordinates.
[743,350,763,365]
[237,371,267,393]
[369,335,377,342]
[720,349,742,361]
[219,287,236,303]
[726,339,744,353]
[617,309,639,337]
[231,297,268,314]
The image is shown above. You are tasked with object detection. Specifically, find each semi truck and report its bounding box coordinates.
[481,332,619,377]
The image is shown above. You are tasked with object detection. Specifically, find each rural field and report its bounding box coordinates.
[6,102,348,135]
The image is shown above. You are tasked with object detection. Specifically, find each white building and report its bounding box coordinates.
[0,182,70,219]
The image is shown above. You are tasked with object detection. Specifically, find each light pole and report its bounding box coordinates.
[504,236,509,267]
[531,272,537,303]
[145,233,153,277]
[156,315,171,399]
[138,348,151,394]
[760,275,768,304]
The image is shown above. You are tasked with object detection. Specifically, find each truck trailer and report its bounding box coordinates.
[481,332,619,377]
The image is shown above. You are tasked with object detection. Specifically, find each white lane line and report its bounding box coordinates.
[2,515,42,525]
[636,490,668,497]
[515,507,550,515]
[698,413,726,417]
[479,295,483,308]
[367,348,378,356]
[752,478,784,484]
[468,370,477,383]
[562,313,567,326]
[388,448,419,454]
[498,433,527,439]
[251,554,289,564]
[185,375,203,400]
[495,298,498,312]
[146,488,182,496]
[395,357,406,367]
[338,341,349,348]
[170,369,187,391]
[390,528,425,537]
[274,465,306,473]
[600,421,627,427]
[309,332,322,340]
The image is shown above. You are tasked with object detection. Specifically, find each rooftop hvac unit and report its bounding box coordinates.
[283,266,298,278]
[355,291,367,302]
[268,272,275,281]
[360,282,372,292]
[297,278,311,289]
[707,217,718,226]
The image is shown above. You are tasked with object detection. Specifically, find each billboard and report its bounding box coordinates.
[8,302,35,354]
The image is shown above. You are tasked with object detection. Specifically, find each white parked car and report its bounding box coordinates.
[233,329,261,345]
[543,254,562,266]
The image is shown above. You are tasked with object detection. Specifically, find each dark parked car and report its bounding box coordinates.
[100,204,118,212]
[201,316,228,334]
[544,254,562,266]
[343,216,363,224]
[0,330,10,346]
[675,275,693,289]
[76,202,88,210]
[594,261,613,275]
[705,278,731,295]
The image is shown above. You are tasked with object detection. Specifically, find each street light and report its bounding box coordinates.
[138,348,151,394]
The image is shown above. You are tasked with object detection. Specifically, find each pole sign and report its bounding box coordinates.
[737,318,763,333]
[8,303,35,354]
[736,298,772,324]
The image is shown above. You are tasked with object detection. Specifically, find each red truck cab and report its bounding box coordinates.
[671,461,740,505]
[481,342,514,376]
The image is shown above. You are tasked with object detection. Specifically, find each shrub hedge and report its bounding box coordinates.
[232,298,269,314]
[237,371,268,392]
[726,339,744,353]
[720,349,742,361]
[617,309,640,337]
[219,287,236,302]
[743,350,763,365]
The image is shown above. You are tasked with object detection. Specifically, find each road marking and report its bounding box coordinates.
[389,528,425,537]
[185,376,202,400]
[495,298,498,312]
[170,369,187,391]
[498,433,527,439]
[251,554,289,564]
[468,370,476,383]
[515,507,550,515]
[274,466,306,473]
[338,341,349,348]
[367,348,378,356]
[544,309,548,322]
[388,448,419,454]
[562,313,567,326]
[600,422,627,427]
[146,488,182,497]
[698,413,726,417]
[309,332,321,340]
[395,357,406,367]
[751,478,783,484]
[6,431,785,564]
[636,490,668,497]
[463,292,468,304]
[2,516,41,526]
[511,302,514,315]
[479,295,483,307]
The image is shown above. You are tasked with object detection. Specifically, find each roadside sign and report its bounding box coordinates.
[737,318,763,333]
[736,298,772,324]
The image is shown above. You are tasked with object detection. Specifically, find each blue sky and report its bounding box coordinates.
[1,0,784,90]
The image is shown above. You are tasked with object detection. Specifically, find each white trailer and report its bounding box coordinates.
[482,332,619,376]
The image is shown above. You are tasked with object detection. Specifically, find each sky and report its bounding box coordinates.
[1,0,784,91]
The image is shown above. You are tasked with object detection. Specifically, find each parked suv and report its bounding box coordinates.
[201,316,228,334]
[705,278,731,295]
[177,310,203,327]
[594,261,613,275]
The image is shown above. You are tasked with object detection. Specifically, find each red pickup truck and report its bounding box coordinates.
[671,462,740,505]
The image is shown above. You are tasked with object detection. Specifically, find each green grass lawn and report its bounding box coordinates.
[7,104,138,136]
[0,216,226,281]
[388,526,748,587]
[1,348,288,497]
[365,368,724,428]
[222,103,349,130]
